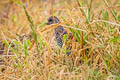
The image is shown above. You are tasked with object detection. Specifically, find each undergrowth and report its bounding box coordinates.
[0,0,120,80]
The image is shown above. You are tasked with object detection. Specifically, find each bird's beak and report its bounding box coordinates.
[46,22,49,25]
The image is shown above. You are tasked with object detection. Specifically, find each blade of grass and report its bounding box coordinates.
[24,39,28,58]
[103,0,117,20]
[75,24,81,43]
[76,0,94,36]
[23,6,39,53]
[3,40,18,54]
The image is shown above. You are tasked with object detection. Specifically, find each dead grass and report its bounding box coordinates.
[0,0,120,80]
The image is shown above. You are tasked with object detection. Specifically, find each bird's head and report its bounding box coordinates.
[47,16,60,25]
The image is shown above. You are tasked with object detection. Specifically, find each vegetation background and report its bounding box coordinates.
[0,0,120,80]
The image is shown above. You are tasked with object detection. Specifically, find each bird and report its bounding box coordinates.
[47,16,72,55]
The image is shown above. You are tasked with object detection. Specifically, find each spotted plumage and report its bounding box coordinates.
[47,16,72,55]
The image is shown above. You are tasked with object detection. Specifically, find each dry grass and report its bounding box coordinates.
[0,0,120,80]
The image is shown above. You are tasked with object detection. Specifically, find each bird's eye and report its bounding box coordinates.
[47,16,60,25]
[49,19,53,22]
[48,18,55,25]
